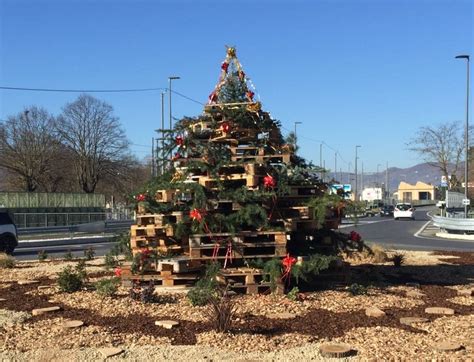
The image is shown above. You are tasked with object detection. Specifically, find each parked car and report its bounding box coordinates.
[0,212,18,254]
[394,203,415,220]
[380,205,394,217]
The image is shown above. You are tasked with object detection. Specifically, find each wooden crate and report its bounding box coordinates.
[282,219,319,232]
[155,189,176,203]
[217,267,284,295]
[120,266,199,287]
[197,174,259,189]
[131,224,174,238]
[136,212,184,227]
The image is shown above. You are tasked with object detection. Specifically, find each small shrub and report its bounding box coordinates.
[187,262,219,306]
[95,277,120,297]
[204,288,235,333]
[38,250,48,262]
[83,246,95,260]
[63,249,74,261]
[129,281,155,303]
[286,286,300,301]
[0,253,16,268]
[75,259,88,281]
[370,244,389,263]
[348,283,368,296]
[57,265,85,293]
[104,252,118,270]
[391,253,405,268]
[111,232,133,261]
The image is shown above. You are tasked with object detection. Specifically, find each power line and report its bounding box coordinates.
[0,86,165,93]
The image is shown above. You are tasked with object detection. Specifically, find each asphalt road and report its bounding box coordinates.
[13,206,474,261]
[342,206,474,251]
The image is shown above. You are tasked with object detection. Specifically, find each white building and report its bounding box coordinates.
[362,187,384,202]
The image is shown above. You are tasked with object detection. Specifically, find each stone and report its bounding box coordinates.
[433,341,463,352]
[400,317,429,326]
[63,320,84,328]
[320,343,354,358]
[267,312,297,319]
[99,347,124,358]
[18,280,40,285]
[365,307,385,318]
[32,306,61,316]
[457,289,474,297]
[406,290,425,298]
[0,298,6,302]
[155,320,179,329]
[38,285,53,290]
[425,307,455,315]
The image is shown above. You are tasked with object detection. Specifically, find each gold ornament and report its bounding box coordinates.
[226,46,236,58]
[247,101,261,113]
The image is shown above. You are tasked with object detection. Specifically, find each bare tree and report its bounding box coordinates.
[0,107,61,191]
[56,94,130,193]
[407,121,467,189]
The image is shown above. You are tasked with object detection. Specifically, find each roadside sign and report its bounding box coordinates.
[462,199,470,206]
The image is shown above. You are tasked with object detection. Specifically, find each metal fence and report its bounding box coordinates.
[13,211,131,228]
[0,192,105,208]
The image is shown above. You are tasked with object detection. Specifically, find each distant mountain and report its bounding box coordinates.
[327,162,458,192]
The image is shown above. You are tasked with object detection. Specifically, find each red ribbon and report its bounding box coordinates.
[223,239,233,268]
[281,254,296,285]
[221,122,231,133]
[175,136,184,146]
[135,194,146,202]
[114,267,122,277]
[246,90,255,100]
[190,208,204,222]
[263,175,276,189]
[209,91,218,102]
[221,61,229,73]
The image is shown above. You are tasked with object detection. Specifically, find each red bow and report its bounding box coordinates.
[263,175,276,189]
[349,231,361,242]
[175,136,184,146]
[114,267,122,277]
[221,122,231,133]
[281,254,296,285]
[136,194,146,202]
[221,62,229,72]
[246,91,255,100]
[190,208,204,222]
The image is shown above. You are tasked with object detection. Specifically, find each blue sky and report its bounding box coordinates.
[0,0,472,174]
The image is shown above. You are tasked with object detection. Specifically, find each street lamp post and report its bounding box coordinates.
[355,145,361,201]
[168,76,180,131]
[455,55,470,218]
[294,121,302,151]
[377,163,381,186]
[161,91,166,173]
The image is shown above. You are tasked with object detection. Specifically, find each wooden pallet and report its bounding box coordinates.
[198,174,260,189]
[231,153,291,164]
[131,224,174,238]
[189,231,287,247]
[217,267,284,295]
[189,244,286,260]
[130,235,184,249]
[136,212,184,227]
[155,189,176,203]
[281,219,319,232]
[120,267,199,287]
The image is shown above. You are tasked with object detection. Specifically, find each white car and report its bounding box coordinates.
[394,203,415,220]
[0,212,18,254]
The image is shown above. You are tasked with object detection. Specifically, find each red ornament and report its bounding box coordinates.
[239,70,246,80]
[209,91,218,102]
[263,175,276,189]
[221,122,231,133]
[114,267,122,277]
[190,208,204,222]
[246,90,255,100]
[349,231,362,242]
[175,136,184,146]
[282,254,297,269]
[136,193,146,202]
[221,61,229,73]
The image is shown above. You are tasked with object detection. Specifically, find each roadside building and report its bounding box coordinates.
[394,181,435,203]
[361,187,384,202]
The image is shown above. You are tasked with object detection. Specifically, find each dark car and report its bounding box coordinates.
[380,205,394,217]
[0,212,18,254]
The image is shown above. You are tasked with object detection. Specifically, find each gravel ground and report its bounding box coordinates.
[0,250,473,360]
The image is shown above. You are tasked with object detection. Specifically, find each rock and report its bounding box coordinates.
[433,341,463,352]
[18,280,40,285]
[425,307,455,315]
[457,289,474,297]
[406,290,425,298]
[320,343,354,358]
[400,317,429,326]
[155,320,179,329]
[38,285,53,290]
[365,307,385,318]
[32,306,61,316]
[63,320,84,328]
[267,312,297,319]
[0,298,6,302]
[99,347,124,358]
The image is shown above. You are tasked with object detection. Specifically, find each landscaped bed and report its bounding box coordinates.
[0,250,473,360]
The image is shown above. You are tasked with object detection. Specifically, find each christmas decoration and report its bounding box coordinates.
[281,254,297,285]
[190,208,204,222]
[175,135,184,147]
[221,122,231,133]
[135,194,146,202]
[114,267,122,277]
[263,174,276,189]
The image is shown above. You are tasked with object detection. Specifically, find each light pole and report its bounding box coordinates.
[377,163,381,186]
[355,145,361,201]
[320,143,323,180]
[294,121,302,151]
[455,54,470,218]
[161,91,166,173]
[168,76,180,131]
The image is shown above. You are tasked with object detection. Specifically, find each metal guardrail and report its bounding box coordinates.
[13,212,131,228]
[431,214,474,232]
[18,219,133,236]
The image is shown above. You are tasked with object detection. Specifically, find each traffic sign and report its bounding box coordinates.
[462,199,470,206]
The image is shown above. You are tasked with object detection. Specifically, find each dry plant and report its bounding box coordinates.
[204,287,236,333]
[0,253,16,268]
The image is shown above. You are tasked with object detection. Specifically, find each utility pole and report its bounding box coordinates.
[151,137,155,177]
[161,91,166,173]
[386,161,389,202]
[355,145,361,201]
[361,162,364,197]
[320,143,323,180]
[334,152,337,182]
